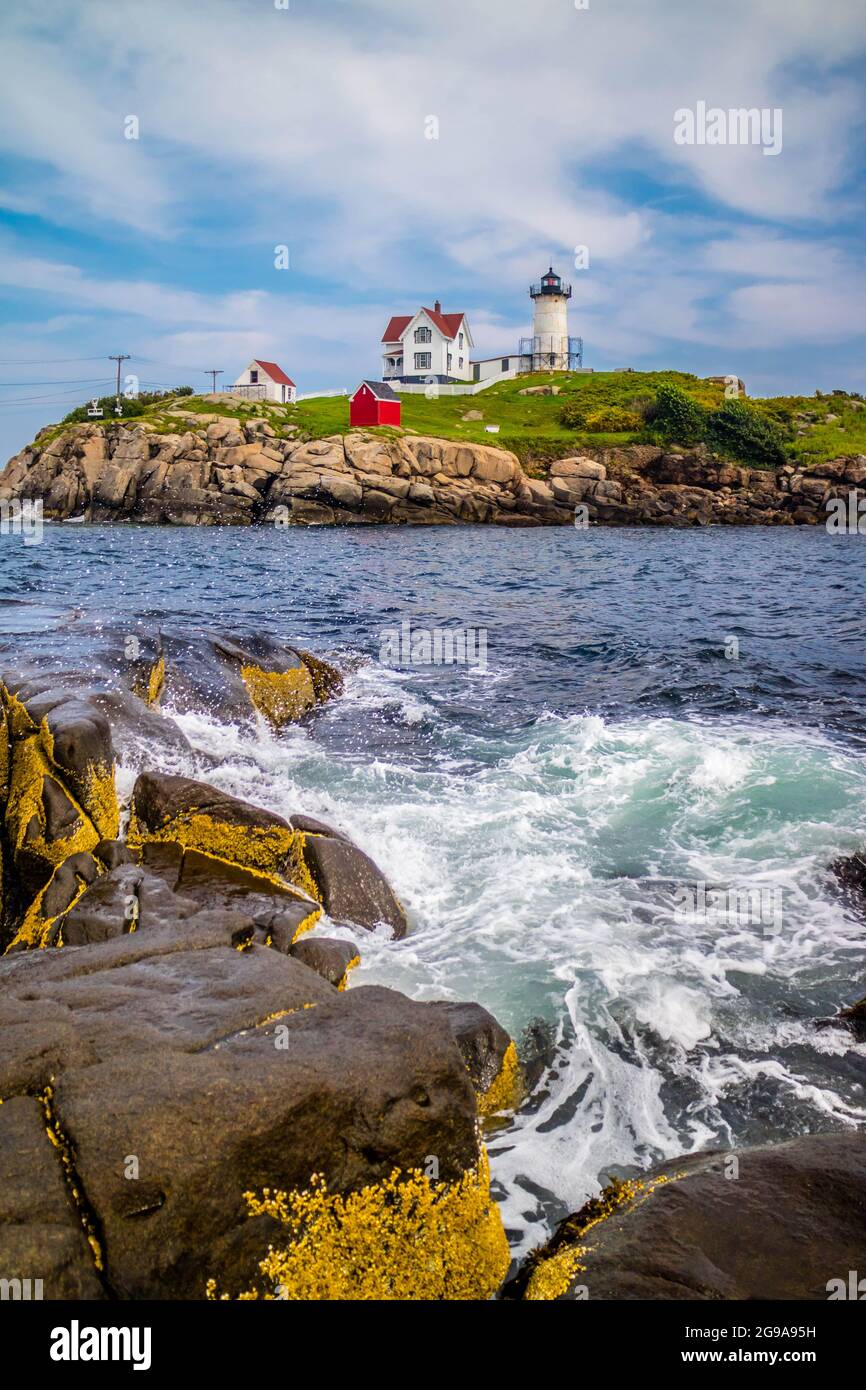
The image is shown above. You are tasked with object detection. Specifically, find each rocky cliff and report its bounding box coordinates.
[2,416,864,527]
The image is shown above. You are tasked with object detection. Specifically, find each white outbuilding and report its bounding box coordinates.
[232,360,297,404]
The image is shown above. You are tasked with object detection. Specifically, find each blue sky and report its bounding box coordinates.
[0,0,864,459]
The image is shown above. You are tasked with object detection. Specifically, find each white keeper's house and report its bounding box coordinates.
[232,360,297,404]
[381,302,474,384]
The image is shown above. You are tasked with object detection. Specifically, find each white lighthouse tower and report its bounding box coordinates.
[525,266,578,371]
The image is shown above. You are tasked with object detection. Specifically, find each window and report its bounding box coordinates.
[414,352,432,370]
[459,357,464,369]
[447,353,453,372]
[250,370,258,384]
[501,358,509,371]
[459,332,464,349]
[414,327,432,343]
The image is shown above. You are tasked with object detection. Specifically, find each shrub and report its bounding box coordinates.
[583,406,643,432]
[653,384,708,445]
[706,400,787,467]
[62,386,192,425]
[628,395,658,423]
[559,398,587,429]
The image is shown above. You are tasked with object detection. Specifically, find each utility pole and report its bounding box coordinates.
[205,369,223,395]
[109,354,131,415]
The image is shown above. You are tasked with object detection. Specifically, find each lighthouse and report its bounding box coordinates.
[526,266,578,371]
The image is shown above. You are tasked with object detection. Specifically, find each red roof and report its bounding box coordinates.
[253,359,295,387]
[381,315,412,343]
[381,308,466,343]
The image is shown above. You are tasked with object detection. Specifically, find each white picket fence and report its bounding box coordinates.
[391,368,521,397]
[295,388,349,402]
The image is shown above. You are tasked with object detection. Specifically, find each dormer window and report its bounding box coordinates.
[415,326,432,343]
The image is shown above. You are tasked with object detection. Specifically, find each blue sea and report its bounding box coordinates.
[2,522,865,1256]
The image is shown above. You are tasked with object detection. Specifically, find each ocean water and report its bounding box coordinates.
[2,522,866,1259]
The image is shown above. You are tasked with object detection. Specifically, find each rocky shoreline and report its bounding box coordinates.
[0,625,864,1300]
[2,417,864,527]
[0,629,520,1299]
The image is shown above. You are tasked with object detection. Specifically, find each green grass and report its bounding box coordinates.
[31,373,866,471]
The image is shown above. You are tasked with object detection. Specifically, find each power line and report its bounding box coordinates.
[0,378,119,387]
[0,355,112,365]
[205,369,223,393]
[0,385,114,406]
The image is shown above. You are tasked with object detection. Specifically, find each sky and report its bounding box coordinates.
[0,0,864,460]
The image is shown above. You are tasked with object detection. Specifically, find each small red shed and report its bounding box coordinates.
[349,380,402,429]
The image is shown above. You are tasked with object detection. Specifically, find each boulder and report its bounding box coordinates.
[298,828,408,938]
[550,457,606,480]
[511,1133,866,1300]
[428,1001,521,1116]
[0,917,506,1300]
[152,630,338,728]
[289,936,360,988]
[0,675,119,949]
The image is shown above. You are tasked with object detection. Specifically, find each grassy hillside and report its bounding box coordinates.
[40,371,866,471]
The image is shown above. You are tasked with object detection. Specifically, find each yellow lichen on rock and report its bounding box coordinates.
[6,743,95,870]
[241,663,316,728]
[128,807,295,882]
[296,649,343,703]
[0,698,9,801]
[522,1173,680,1300]
[287,831,322,904]
[144,656,166,708]
[210,1149,509,1302]
[11,863,92,950]
[80,764,120,843]
[291,905,323,943]
[40,1084,105,1272]
[37,715,119,843]
[477,1041,523,1118]
[524,1243,588,1301]
[337,954,361,991]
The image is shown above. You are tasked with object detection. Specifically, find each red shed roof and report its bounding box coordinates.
[381,308,466,343]
[253,359,295,387]
[351,380,400,402]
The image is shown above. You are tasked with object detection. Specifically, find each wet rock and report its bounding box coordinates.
[0,1096,106,1300]
[831,850,866,911]
[837,994,866,1039]
[429,1001,520,1115]
[130,771,406,940]
[0,674,118,949]
[510,1133,866,1300]
[0,918,503,1300]
[289,936,360,988]
[298,829,408,938]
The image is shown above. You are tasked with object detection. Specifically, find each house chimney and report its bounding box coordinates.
[434,300,441,314]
